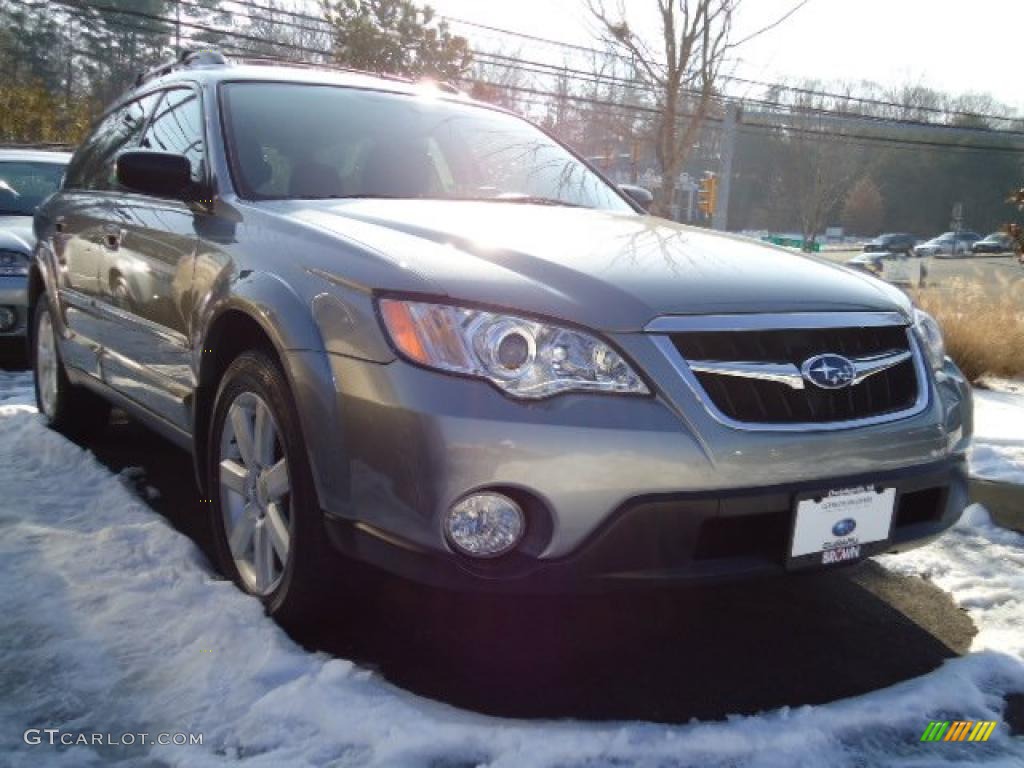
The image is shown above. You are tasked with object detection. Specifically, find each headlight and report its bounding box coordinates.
[0,250,28,277]
[913,308,946,369]
[378,299,649,399]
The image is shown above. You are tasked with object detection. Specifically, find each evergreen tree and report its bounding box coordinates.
[321,0,471,81]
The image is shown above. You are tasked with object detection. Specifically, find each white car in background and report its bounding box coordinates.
[0,147,71,338]
[845,251,929,288]
[913,231,981,258]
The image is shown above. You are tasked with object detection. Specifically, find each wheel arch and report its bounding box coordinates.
[193,305,284,494]
[26,264,46,348]
[192,298,349,517]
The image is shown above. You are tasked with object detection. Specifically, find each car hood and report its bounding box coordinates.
[272,199,909,331]
[0,216,34,253]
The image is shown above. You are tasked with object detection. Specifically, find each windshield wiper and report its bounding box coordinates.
[289,193,587,208]
[292,194,407,201]
[455,194,585,208]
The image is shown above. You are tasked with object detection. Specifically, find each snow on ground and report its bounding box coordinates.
[970,382,1024,485]
[1,369,1023,768]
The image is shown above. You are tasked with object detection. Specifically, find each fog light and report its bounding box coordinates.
[445,492,525,558]
[0,306,16,332]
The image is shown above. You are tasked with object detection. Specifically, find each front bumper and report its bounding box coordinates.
[298,324,972,591]
[324,456,968,591]
[0,275,28,336]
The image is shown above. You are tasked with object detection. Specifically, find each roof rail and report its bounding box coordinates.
[228,54,464,95]
[135,48,228,87]
[231,54,414,85]
[134,49,464,96]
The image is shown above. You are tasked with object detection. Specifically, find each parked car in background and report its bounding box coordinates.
[913,231,981,258]
[845,251,885,276]
[845,251,928,288]
[970,232,1014,254]
[29,53,972,626]
[862,233,917,256]
[0,147,71,338]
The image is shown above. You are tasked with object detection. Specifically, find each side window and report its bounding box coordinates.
[140,89,205,184]
[64,112,120,189]
[71,93,161,191]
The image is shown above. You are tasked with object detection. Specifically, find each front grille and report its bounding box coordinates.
[671,325,919,424]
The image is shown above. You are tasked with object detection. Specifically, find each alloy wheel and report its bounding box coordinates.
[36,308,59,420]
[218,392,292,596]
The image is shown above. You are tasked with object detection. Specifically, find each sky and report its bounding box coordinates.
[415,0,1024,110]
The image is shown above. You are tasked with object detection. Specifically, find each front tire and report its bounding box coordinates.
[32,300,110,438]
[207,350,339,626]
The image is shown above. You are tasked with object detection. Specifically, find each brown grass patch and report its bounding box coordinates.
[912,277,1024,382]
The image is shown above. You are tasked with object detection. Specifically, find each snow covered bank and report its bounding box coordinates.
[1,370,1022,767]
[970,384,1024,485]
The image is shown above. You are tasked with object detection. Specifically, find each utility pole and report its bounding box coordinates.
[175,0,182,56]
[712,102,740,231]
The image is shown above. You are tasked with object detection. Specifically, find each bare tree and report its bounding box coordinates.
[468,48,528,111]
[588,0,808,217]
[780,117,868,249]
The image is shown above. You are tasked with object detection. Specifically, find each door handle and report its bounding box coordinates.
[55,217,66,234]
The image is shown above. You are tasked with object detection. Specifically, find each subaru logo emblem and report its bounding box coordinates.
[832,518,857,537]
[801,353,857,389]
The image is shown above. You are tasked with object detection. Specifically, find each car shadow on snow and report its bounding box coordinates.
[81,412,977,724]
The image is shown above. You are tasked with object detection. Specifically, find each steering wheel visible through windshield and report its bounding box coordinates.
[0,161,66,216]
[221,82,632,212]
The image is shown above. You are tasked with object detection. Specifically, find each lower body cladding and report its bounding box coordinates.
[0,277,28,336]
[327,460,967,591]
[302,339,972,593]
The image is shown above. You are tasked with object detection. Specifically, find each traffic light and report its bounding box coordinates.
[697,173,718,217]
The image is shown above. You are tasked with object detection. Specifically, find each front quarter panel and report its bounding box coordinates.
[188,200,436,510]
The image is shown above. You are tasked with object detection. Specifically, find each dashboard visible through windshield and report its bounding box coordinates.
[220,82,632,212]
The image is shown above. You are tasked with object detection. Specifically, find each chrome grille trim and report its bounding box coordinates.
[687,349,913,391]
[648,312,930,432]
[645,311,909,333]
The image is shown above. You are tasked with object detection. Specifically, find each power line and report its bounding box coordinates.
[470,79,1024,157]
[49,0,334,59]
[472,51,1024,138]
[11,0,1024,156]
[48,0,1024,129]
[445,13,1022,127]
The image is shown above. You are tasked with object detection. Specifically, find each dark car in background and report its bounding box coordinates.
[0,148,71,338]
[862,233,917,256]
[970,232,1014,254]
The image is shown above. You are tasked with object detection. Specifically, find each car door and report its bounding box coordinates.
[96,87,206,430]
[53,96,159,375]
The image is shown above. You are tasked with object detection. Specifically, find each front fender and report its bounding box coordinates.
[194,272,357,515]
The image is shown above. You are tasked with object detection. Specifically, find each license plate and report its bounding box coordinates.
[788,485,895,568]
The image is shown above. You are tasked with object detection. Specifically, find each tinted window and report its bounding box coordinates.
[0,161,67,215]
[140,89,205,184]
[66,93,161,190]
[222,83,631,211]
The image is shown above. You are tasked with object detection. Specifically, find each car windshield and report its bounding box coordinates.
[221,82,632,211]
[0,161,66,215]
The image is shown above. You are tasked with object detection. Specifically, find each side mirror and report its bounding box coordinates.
[619,184,653,212]
[116,150,194,200]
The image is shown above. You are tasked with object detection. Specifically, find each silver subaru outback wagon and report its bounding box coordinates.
[28,52,972,624]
